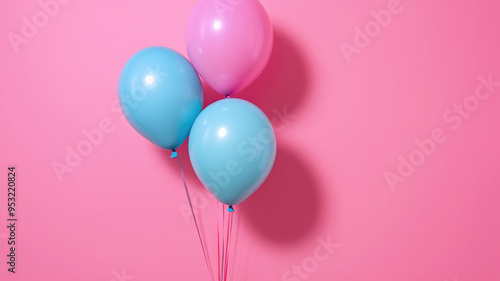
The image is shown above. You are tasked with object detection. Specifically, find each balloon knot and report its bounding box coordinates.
[228,206,234,212]
[170,150,178,158]
[225,95,230,99]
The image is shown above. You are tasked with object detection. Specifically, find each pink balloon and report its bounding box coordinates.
[186,0,273,96]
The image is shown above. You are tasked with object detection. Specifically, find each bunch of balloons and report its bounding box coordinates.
[118,0,275,280]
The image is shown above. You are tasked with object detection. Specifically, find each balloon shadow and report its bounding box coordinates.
[239,145,321,244]
[201,27,310,115]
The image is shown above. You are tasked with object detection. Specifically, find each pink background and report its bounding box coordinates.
[1,0,500,280]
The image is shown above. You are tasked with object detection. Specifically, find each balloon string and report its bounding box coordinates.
[223,210,230,281]
[223,209,234,281]
[221,205,225,281]
[176,153,215,281]
[217,201,221,281]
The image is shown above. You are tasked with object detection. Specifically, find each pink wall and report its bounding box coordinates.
[1,0,500,280]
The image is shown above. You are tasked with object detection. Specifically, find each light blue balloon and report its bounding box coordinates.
[189,98,277,205]
[118,46,203,150]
